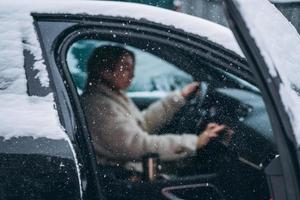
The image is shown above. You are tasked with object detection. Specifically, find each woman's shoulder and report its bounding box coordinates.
[82,92,112,105]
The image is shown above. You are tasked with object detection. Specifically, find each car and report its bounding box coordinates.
[0,0,299,200]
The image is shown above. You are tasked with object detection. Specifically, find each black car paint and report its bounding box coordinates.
[0,47,81,199]
[0,138,80,200]
[34,19,104,200]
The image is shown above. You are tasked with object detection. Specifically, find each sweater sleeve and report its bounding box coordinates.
[93,101,198,161]
[142,91,186,134]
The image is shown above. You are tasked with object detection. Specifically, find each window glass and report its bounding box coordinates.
[66,39,193,95]
[65,36,276,200]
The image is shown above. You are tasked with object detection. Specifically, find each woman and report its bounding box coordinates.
[81,45,227,172]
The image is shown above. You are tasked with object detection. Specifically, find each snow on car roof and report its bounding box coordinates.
[235,0,300,145]
[1,0,243,56]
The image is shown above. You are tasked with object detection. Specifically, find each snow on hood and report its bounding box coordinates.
[234,0,300,145]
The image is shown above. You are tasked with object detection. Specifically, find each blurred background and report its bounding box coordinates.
[111,0,228,26]
[109,0,300,33]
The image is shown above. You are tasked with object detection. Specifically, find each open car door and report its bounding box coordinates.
[224,0,300,199]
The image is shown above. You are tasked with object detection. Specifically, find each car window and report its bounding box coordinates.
[63,31,276,200]
[66,37,274,146]
[66,39,193,95]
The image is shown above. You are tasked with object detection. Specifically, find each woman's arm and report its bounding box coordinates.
[142,91,185,134]
[92,100,198,161]
[142,82,199,134]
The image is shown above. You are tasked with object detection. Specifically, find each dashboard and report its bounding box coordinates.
[207,87,277,166]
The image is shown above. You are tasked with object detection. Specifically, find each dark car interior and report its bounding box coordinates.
[66,38,277,200]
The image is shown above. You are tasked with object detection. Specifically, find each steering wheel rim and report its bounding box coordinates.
[175,82,211,134]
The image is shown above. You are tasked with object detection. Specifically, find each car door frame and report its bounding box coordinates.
[223,0,300,199]
[34,12,258,200]
[33,15,105,200]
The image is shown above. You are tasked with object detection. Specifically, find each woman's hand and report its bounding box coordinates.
[181,82,199,99]
[196,123,233,149]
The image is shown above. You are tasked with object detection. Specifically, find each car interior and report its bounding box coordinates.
[65,38,278,200]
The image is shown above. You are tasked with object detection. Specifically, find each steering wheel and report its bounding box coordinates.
[174,82,211,134]
[160,82,240,176]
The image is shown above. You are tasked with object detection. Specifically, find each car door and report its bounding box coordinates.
[224,0,300,199]
[34,9,256,200]
[35,1,295,198]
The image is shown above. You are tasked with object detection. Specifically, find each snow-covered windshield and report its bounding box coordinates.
[234,0,300,144]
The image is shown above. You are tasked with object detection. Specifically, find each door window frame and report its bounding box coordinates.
[33,15,105,200]
[36,12,257,199]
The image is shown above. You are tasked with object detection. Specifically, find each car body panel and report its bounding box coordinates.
[0,138,81,200]
[224,0,300,199]
[0,3,84,200]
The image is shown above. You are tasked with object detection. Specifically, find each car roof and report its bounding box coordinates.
[1,0,243,57]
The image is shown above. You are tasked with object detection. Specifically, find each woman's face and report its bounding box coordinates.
[104,53,135,90]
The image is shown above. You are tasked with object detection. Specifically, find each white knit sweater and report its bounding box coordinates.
[81,84,197,167]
